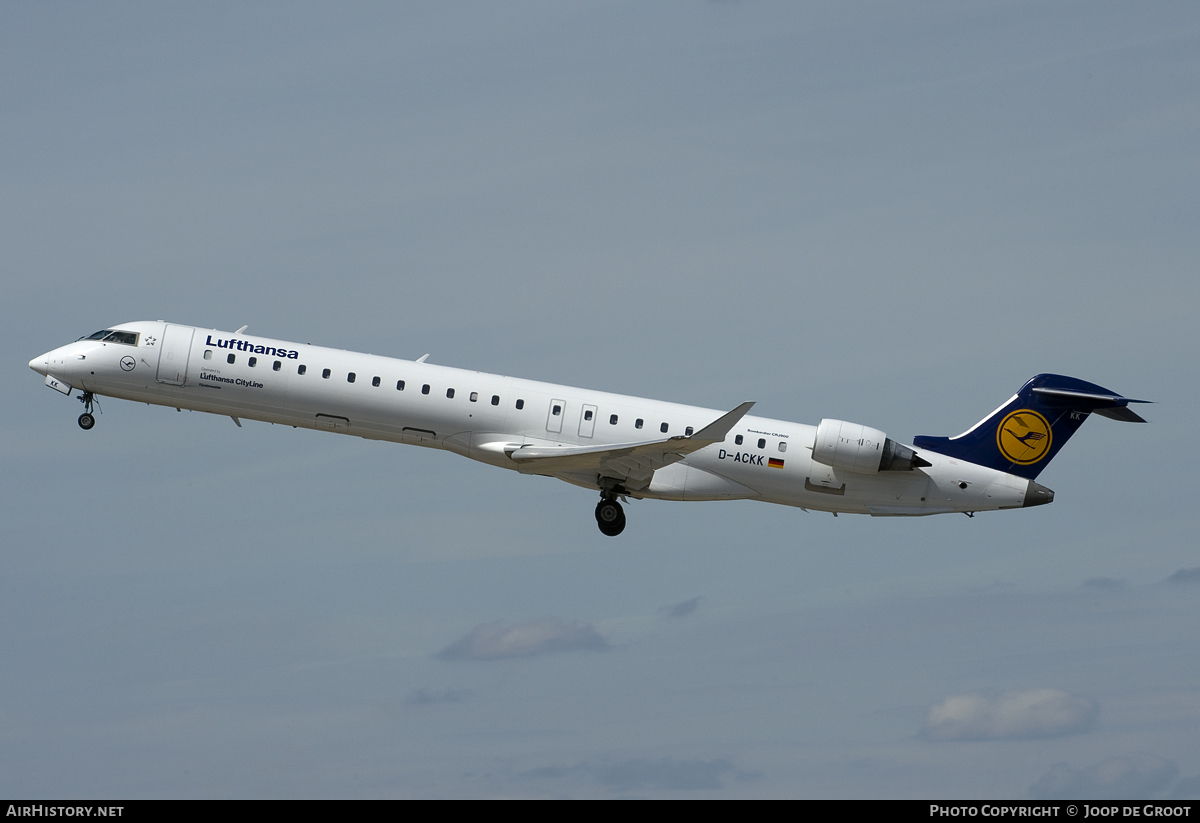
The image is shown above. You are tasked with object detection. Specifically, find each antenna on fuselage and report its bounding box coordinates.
[416,353,430,363]
[234,325,249,334]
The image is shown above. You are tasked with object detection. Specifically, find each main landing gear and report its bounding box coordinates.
[595,494,626,537]
[77,391,97,430]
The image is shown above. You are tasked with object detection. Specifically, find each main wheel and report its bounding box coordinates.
[78,413,95,430]
[595,499,626,537]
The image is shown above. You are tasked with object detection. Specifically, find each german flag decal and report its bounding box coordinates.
[768,458,785,469]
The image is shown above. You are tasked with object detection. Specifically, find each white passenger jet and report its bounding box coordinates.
[30,322,1149,536]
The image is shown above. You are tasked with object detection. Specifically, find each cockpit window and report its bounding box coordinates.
[102,330,139,345]
[78,329,139,345]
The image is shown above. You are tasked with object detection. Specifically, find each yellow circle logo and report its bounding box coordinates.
[997,409,1053,465]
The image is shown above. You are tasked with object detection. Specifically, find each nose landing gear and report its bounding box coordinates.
[595,495,626,537]
[77,391,98,430]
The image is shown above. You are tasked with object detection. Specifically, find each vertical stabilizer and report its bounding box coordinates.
[912,374,1149,479]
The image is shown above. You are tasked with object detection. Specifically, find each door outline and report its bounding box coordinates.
[156,325,194,386]
[546,399,566,433]
[579,404,597,438]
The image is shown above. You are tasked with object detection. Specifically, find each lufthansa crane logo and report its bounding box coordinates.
[997,409,1052,464]
[120,356,136,371]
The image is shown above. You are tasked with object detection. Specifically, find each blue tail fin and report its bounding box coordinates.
[912,374,1149,479]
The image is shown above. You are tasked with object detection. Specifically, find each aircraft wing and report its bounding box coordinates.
[507,401,754,486]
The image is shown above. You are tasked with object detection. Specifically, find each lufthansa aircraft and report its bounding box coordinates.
[30,322,1150,536]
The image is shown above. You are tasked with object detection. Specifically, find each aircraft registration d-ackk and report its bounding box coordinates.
[30,322,1150,536]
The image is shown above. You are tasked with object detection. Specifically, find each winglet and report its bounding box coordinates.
[688,401,755,445]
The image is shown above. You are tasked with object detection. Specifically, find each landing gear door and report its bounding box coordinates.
[157,325,194,386]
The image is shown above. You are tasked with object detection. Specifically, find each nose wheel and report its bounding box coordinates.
[77,391,98,430]
[595,497,626,537]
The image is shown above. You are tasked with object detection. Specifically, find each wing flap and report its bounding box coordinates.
[507,401,755,483]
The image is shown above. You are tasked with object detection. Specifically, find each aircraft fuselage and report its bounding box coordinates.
[30,321,1059,532]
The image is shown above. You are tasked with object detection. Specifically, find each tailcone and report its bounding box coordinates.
[1023,480,1054,508]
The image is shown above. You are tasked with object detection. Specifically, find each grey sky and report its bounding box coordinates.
[2,1,1197,797]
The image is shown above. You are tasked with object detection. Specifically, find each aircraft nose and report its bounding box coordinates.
[1023,480,1055,507]
[29,353,50,376]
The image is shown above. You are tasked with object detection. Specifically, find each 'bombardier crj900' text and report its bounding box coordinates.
[30,322,1150,536]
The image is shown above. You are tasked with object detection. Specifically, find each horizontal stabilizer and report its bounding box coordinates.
[1031,387,1151,421]
[1093,405,1148,423]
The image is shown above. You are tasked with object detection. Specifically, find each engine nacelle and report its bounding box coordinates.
[811,419,928,474]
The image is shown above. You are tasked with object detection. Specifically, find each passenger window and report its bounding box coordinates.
[446,388,455,399]
[273,361,281,371]
[778,442,787,452]
[735,435,743,446]
[348,372,356,383]
[491,395,500,406]
[248,357,257,367]
[227,354,236,364]
[757,438,766,449]
[203,350,212,360]
[421,384,430,395]
[635,419,643,429]
[552,405,561,416]
[515,399,524,410]
[584,410,593,421]
[396,380,405,390]
[298,365,307,375]
[609,414,618,425]
[322,369,331,379]
[372,376,380,387]
[685,426,694,436]
[470,392,478,402]
[660,422,669,433]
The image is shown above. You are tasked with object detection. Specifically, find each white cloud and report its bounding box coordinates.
[661,596,703,618]
[518,757,756,792]
[405,687,471,705]
[1166,567,1200,585]
[437,617,609,660]
[1029,754,1179,800]
[1082,577,1127,590]
[1168,773,1200,800]
[922,689,1098,741]
[595,758,738,791]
